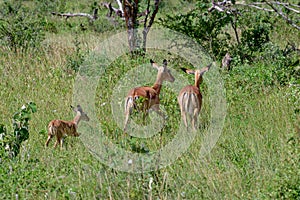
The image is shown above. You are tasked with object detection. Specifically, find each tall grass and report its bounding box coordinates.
[0,30,299,199]
[0,0,299,198]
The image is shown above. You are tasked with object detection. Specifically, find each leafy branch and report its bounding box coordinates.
[0,102,37,160]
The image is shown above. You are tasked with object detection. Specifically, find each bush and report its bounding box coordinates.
[0,1,45,53]
[159,1,231,60]
[159,1,274,64]
[0,102,37,160]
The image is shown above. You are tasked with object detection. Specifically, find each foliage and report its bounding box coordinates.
[0,0,299,199]
[273,120,300,199]
[160,1,232,60]
[159,1,276,63]
[34,0,67,13]
[0,1,45,54]
[0,102,37,160]
[66,34,87,72]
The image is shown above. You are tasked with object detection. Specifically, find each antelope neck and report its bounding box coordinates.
[73,112,81,125]
[152,74,164,95]
[152,83,162,95]
[194,75,203,89]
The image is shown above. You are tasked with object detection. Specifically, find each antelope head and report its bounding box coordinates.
[150,59,175,83]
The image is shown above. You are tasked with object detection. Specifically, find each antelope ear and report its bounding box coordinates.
[181,68,195,75]
[163,59,168,67]
[71,105,77,112]
[150,59,159,69]
[76,105,83,112]
[199,63,212,76]
[71,105,82,112]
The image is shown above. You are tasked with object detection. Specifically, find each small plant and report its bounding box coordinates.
[0,102,37,160]
[66,34,87,72]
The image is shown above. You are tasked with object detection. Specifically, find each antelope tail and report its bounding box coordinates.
[182,92,190,114]
[182,92,198,114]
[125,96,134,114]
[48,124,57,136]
[190,93,198,114]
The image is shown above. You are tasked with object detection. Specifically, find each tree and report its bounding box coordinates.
[104,0,161,55]
[52,0,162,56]
[160,0,299,63]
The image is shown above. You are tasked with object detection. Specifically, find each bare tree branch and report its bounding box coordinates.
[101,2,124,18]
[144,0,151,30]
[115,0,124,14]
[142,0,160,52]
[208,0,233,13]
[51,9,98,21]
[145,0,160,33]
[237,1,300,13]
[282,5,300,14]
[237,3,274,12]
[265,1,300,31]
[270,1,300,9]
[101,1,148,20]
[230,16,240,45]
[209,0,300,31]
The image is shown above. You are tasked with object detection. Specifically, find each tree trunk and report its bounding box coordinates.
[123,0,140,55]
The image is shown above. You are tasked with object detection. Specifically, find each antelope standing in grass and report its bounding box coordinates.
[178,64,211,130]
[45,105,89,149]
[221,52,232,71]
[124,59,175,131]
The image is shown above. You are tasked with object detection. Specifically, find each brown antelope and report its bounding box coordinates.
[178,64,212,130]
[45,105,89,149]
[124,59,175,131]
[221,52,232,71]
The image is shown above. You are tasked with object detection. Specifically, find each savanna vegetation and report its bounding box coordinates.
[0,0,299,199]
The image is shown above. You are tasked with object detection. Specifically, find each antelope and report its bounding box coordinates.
[178,64,212,130]
[124,59,175,131]
[45,105,90,149]
[221,52,232,71]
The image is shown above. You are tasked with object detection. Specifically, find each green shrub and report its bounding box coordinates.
[0,102,37,160]
[0,1,45,53]
[159,1,231,60]
[66,34,88,72]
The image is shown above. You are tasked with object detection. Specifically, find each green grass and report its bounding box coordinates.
[0,0,300,199]
[1,36,299,199]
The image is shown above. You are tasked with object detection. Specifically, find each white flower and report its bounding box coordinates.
[149,177,153,190]
[181,192,186,198]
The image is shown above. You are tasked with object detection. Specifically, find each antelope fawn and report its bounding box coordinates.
[45,105,89,149]
[124,59,175,131]
[178,64,211,130]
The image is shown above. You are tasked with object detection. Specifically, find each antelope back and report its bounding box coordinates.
[63,122,79,136]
